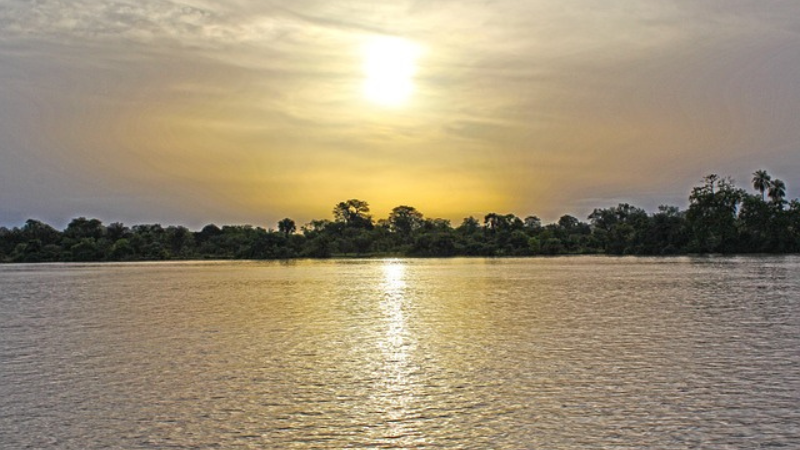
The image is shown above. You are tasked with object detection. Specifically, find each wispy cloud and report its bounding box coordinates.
[1,1,216,40]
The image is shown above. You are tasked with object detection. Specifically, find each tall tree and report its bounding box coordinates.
[278,218,296,236]
[333,199,373,229]
[752,169,772,201]
[686,174,745,252]
[387,206,424,236]
[768,179,787,207]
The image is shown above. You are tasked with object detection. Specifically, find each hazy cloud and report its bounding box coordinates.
[2,0,800,227]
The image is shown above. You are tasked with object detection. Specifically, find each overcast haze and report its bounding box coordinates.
[2,1,800,229]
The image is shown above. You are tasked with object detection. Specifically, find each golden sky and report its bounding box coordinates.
[2,1,800,228]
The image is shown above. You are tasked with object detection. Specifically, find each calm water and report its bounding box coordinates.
[1,257,799,449]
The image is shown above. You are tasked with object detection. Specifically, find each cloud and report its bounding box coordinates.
[2,0,800,226]
[1,1,213,40]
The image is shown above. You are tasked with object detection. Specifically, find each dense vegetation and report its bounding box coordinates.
[2,171,800,263]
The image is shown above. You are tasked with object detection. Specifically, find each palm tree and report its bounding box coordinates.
[752,169,772,201]
[768,178,786,206]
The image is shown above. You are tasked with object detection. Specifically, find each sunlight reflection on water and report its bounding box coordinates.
[370,259,421,447]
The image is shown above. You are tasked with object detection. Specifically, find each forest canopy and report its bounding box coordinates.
[2,171,800,262]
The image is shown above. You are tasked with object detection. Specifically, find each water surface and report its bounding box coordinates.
[1,257,799,448]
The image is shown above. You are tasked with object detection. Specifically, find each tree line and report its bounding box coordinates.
[2,170,799,263]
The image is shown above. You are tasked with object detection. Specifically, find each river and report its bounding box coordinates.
[1,257,799,449]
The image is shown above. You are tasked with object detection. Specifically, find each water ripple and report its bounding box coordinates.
[1,257,799,448]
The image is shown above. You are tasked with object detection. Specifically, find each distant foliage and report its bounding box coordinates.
[2,170,800,262]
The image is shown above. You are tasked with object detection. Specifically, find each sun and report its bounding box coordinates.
[361,36,421,106]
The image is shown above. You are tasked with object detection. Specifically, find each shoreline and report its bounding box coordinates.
[2,252,798,265]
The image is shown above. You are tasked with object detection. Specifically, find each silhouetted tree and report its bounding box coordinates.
[558,215,580,231]
[768,179,787,207]
[457,217,481,234]
[165,226,195,257]
[387,205,424,237]
[333,199,373,229]
[278,218,296,236]
[644,205,688,254]
[686,175,745,252]
[483,213,503,232]
[752,169,772,201]
[64,217,104,240]
[22,219,60,246]
[302,220,332,236]
[106,222,130,241]
[738,194,774,252]
[588,204,649,254]
[2,169,799,261]
[197,224,222,241]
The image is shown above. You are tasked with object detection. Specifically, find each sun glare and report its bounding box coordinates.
[362,36,421,106]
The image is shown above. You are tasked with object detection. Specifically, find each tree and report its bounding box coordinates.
[456,217,483,254]
[130,224,167,259]
[22,219,60,245]
[558,215,580,231]
[737,194,775,252]
[523,215,542,232]
[109,238,134,260]
[457,216,481,234]
[589,204,642,231]
[278,218,296,236]
[768,179,787,207]
[484,213,522,233]
[106,222,130,241]
[786,200,800,252]
[69,238,100,262]
[302,220,332,236]
[645,205,688,254]
[752,169,772,201]
[483,213,503,231]
[387,206,424,236]
[333,199,373,229]
[165,226,195,257]
[64,217,104,240]
[686,174,745,252]
[2,168,799,261]
[421,218,452,232]
[588,204,649,254]
[541,237,564,255]
[198,224,222,240]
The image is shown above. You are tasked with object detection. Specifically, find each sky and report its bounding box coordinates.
[2,1,800,229]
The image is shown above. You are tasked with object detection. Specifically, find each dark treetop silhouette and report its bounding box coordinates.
[2,171,800,262]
